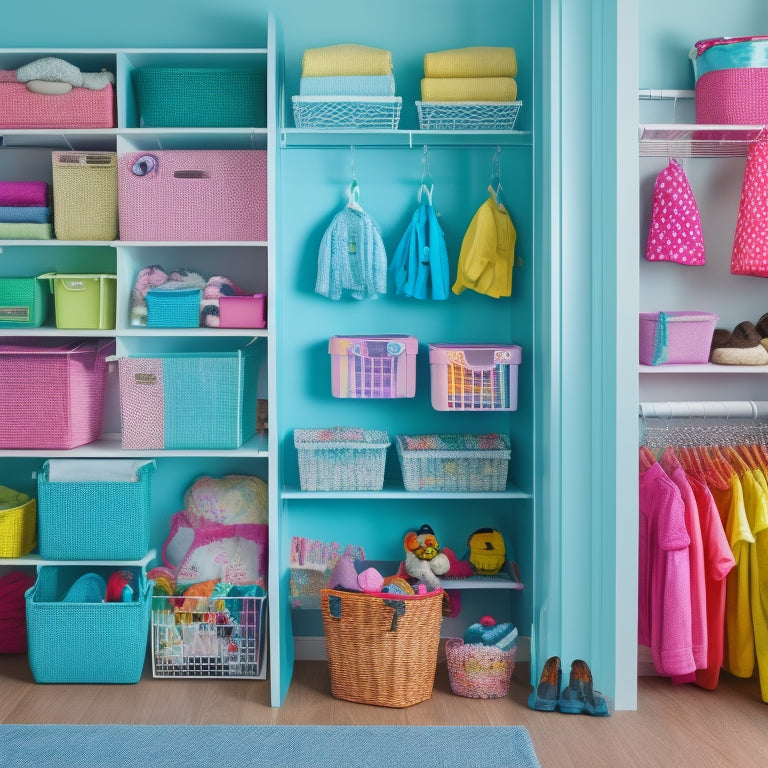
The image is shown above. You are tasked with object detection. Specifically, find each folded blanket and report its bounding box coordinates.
[0,180,49,207]
[420,76,518,102]
[302,44,392,77]
[424,46,517,78]
[0,222,53,239]
[299,74,395,97]
[0,205,51,223]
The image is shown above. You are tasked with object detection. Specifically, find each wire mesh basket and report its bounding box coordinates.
[416,101,522,131]
[292,96,402,129]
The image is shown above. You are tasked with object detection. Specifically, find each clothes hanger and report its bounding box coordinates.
[346,145,363,212]
[488,146,506,211]
[419,145,434,205]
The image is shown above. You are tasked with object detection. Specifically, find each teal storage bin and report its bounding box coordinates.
[131,67,267,128]
[0,277,49,327]
[37,459,155,560]
[117,341,262,449]
[25,565,152,684]
[146,287,201,328]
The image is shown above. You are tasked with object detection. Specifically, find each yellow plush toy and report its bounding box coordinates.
[467,527,506,575]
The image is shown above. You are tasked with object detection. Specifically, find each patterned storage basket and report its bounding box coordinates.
[51,152,118,240]
[416,101,521,130]
[131,67,267,128]
[0,485,36,558]
[0,82,114,129]
[429,343,521,411]
[25,565,152,684]
[445,638,517,698]
[117,342,261,449]
[294,427,390,491]
[0,277,49,328]
[0,339,114,450]
[329,335,418,399]
[117,150,267,242]
[395,433,511,492]
[146,288,201,328]
[320,587,443,707]
[37,459,155,560]
[292,96,402,129]
[691,37,768,125]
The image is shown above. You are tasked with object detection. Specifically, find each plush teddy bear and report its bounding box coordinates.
[403,524,451,590]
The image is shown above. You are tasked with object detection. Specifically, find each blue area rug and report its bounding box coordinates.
[1,724,540,768]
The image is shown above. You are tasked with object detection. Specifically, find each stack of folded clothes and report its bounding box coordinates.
[0,180,53,239]
[420,46,518,102]
[299,43,395,97]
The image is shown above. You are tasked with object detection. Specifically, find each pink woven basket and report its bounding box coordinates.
[0,339,113,449]
[0,82,114,129]
[445,638,517,699]
[118,150,267,241]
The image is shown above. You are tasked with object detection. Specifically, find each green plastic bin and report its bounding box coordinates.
[0,277,50,327]
[38,273,117,330]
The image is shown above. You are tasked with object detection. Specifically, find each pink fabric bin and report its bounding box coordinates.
[219,294,266,328]
[0,339,113,449]
[0,82,115,129]
[117,150,267,241]
[639,311,718,365]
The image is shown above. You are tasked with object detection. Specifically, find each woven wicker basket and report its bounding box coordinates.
[0,486,36,558]
[445,638,516,698]
[51,152,118,240]
[320,587,443,707]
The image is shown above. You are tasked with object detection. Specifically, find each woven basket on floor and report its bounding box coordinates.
[445,637,516,698]
[320,587,443,707]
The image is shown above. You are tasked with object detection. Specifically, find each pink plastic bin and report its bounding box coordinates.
[0,339,113,449]
[219,294,266,328]
[117,150,267,241]
[329,335,418,399]
[639,311,718,365]
[429,343,521,412]
[0,82,114,129]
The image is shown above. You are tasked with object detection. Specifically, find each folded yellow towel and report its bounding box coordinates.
[301,44,393,77]
[420,77,517,102]
[423,46,517,78]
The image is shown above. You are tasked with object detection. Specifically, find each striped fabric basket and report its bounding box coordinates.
[320,587,443,707]
[445,637,517,698]
[0,486,36,558]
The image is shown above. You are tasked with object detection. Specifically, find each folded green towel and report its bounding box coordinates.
[0,222,54,239]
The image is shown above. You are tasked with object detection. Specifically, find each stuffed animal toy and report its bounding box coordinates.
[467,527,506,575]
[404,524,451,590]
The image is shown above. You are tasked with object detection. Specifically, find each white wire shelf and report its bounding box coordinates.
[639,123,767,157]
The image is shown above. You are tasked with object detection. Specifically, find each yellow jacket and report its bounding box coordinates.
[452,195,516,298]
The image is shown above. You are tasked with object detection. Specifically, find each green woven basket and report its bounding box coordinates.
[131,67,267,128]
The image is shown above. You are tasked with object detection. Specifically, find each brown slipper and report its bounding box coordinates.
[710,321,768,365]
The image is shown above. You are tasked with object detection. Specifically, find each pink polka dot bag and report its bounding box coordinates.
[645,158,705,266]
[731,141,768,277]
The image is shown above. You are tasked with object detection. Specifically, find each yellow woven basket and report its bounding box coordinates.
[320,587,443,707]
[0,486,37,558]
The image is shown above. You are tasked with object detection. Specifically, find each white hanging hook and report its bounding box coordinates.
[350,144,357,183]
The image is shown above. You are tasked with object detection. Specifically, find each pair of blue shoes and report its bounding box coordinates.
[528,656,610,716]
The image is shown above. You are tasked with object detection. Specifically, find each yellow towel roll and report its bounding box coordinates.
[301,44,393,77]
[423,46,517,78]
[420,77,517,102]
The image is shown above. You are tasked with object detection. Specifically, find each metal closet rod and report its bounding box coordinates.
[639,401,768,420]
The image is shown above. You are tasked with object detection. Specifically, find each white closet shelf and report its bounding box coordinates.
[280,128,532,149]
[282,482,532,499]
[0,131,116,150]
[1,548,156,568]
[638,123,766,157]
[639,363,768,374]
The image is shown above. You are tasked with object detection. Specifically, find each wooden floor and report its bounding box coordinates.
[1,654,766,768]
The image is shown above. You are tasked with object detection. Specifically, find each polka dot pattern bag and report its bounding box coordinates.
[645,158,705,266]
[731,141,768,277]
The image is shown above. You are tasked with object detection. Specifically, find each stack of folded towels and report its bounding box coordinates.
[420,46,518,102]
[299,43,395,98]
[0,180,53,239]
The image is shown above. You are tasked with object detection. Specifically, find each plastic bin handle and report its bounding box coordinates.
[448,348,512,370]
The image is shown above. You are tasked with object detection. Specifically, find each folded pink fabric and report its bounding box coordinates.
[0,180,49,207]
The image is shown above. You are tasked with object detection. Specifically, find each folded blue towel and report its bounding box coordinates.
[0,205,51,224]
[299,75,395,97]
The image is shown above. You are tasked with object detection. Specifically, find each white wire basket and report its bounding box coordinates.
[416,101,522,131]
[292,96,402,129]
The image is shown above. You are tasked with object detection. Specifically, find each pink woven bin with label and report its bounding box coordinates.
[0,82,115,129]
[0,339,114,449]
[118,150,267,241]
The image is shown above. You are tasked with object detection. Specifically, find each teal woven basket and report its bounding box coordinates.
[146,288,201,328]
[25,565,152,684]
[0,277,49,328]
[37,459,155,560]
[131,67,267,128]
